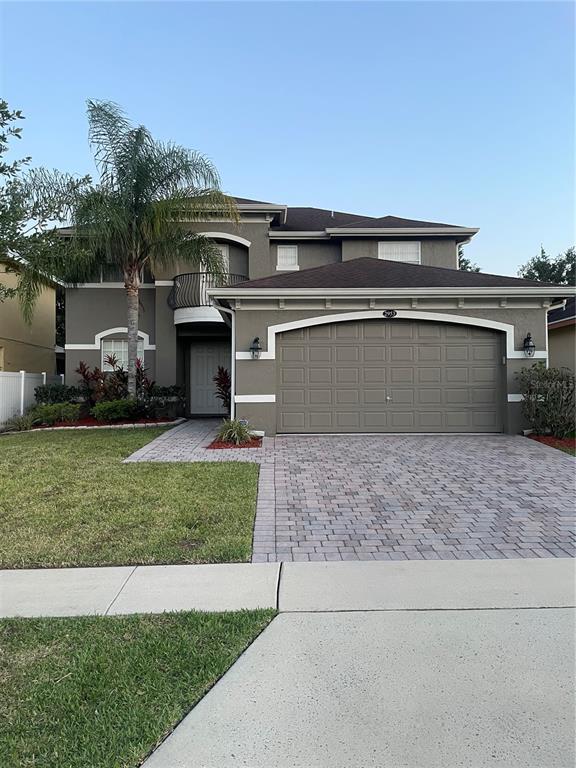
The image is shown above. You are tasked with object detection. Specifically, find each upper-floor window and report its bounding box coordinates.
[276,245,299,271]
[215,244,229,272]
[102,338,144,371]
[378,241,421,264]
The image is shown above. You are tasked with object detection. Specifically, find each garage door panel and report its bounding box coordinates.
[277,320,503,433]
[445,367,469,384]
[364,368,386,383]
[336,346,360,362]
[418,346,442,362]
[336,412,361,428]
[418,368,441,384]
[391,367,414,384]
[390,346,414,362]
[335,368,359,384]
[364,346,386,361]
[309,389,332,405]
[281,347,306,362]
[335,324,359,339]
[446,346,469,361]
[309,347,332,362]
[364,389,387,404]
[419,389,442,404]
[309,368,332,384]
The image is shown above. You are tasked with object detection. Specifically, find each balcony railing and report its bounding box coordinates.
[167,272,248,310]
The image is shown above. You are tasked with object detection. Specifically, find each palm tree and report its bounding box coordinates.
[19,100,237,396]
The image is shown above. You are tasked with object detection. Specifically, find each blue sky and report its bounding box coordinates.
[1,1,574,275]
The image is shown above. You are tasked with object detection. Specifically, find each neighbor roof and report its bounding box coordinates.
[233,258,564,290]
[548,296,576,325]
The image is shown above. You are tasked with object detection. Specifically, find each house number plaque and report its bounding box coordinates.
[382,310,397,319]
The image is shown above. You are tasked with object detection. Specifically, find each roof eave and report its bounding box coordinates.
[324,227,480,237]
[209,285,574,299]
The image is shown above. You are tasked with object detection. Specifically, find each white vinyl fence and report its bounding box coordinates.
[0,371,63,426]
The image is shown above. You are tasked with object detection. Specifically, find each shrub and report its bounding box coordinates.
[91,399,139,423]
[76,356,155,406]
[516,363,575,438]
[34,384,80,404]
[3,412,36,432]
[31,402,81,426]
[216,418,253,445]
[213,366,231,414]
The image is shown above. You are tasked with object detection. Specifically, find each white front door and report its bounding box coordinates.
[189,341,231,415]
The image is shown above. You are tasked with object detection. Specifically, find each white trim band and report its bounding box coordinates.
[195,231,251,248]
[65,327,155,351]
[232,310,545,362]
[235,394,276,403]
[507,394,524,403]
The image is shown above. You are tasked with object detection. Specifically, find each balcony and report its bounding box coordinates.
[168,272,247,324]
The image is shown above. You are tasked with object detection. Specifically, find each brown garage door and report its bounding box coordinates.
[276,319,504,433]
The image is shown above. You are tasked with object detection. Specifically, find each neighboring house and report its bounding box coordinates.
[548,297,575,373]
[64,197,574,433]
[0,259,57,373]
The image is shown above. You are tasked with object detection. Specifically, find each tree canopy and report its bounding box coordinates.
[518,246,575,285]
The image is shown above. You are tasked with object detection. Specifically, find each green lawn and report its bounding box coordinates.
[0,429,259,568]
[0,610,275,768]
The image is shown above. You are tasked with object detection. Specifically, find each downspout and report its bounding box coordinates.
[213,301,236,420]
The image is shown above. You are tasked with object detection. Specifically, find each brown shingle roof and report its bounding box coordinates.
[235,258,563,290]
[272,207,377,231]
[334,215,460,229]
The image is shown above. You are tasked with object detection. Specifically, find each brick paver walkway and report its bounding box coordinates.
[252,434,575,563]
[124,419,266,463]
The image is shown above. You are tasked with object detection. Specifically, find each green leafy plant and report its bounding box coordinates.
[216,419,253,445]
[31,402,81,426]
[34,384,80,404]
[516,363,575,438]
[3,412,35,432]
[91,399,139,423]
[213,366,231,414]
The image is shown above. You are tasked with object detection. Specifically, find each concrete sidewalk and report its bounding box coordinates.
[1,558,573,617]
[143,608,575,768]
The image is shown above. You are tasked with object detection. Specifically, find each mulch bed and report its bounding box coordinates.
[207,438,262,450]
[32,416,175,429]
[528,434,576,452]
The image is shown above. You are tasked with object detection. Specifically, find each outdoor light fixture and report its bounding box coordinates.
[523,333,536,357]
[249,337,263,360]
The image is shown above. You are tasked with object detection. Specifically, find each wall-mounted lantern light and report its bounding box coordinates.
[523,333,536,357]
[249,337,263,360]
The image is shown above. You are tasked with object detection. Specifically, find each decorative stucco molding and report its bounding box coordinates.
[65,327,156,351]
[235,310,547,362]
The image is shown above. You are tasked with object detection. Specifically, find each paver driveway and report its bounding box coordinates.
[252,434,575,562]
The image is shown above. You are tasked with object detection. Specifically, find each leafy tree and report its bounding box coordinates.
[0,100,82,306]
[19,100,237,396]
[457,244,480,272]
[0,100,27,301]
[518,246,575,285]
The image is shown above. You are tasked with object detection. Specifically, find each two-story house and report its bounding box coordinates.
[64,197,572,434]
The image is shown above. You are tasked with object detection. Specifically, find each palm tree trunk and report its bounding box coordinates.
[126,280,139,398]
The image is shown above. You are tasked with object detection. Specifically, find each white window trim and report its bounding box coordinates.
[101,338,145,370]
[276,244,300,271]
[378,241,421,264]
[65,328,155,351]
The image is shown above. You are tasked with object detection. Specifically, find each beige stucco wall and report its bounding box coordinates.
[0,264,56,373]
[341,238,458,268]
[548,325,575,373]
